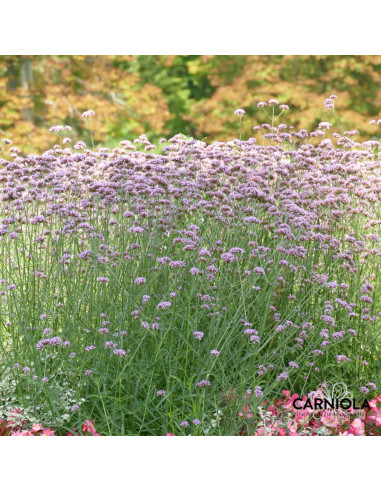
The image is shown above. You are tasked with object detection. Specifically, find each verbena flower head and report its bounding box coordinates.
[276,372,288,381]
[113,349,127,357]
[81,110,95,118]
[255,386,263,397]
[97,277,109,283]
[192,331,204,340]
[234,109,245,117]
[156,301,172,310]
[197,380,211,387]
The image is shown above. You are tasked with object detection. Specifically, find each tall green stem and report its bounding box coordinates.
[88,118,94,149]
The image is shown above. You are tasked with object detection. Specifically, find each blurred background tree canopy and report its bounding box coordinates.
[1,55,381,151]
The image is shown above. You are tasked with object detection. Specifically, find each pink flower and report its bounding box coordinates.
[367,409,381,427]
[350,418,365,436]
[31,423,43,433]
[41,428,55,436]
[369,399,378,411]
[13,430,33,436]
[321,411,339,428]
[254,426,267,436]
[82,420,99,436]
[238,405,253,419]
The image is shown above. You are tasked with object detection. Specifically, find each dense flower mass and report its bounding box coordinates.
[0,100,381,435]
[0,409,99,436]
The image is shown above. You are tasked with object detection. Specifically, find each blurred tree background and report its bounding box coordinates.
[1,55,381,151]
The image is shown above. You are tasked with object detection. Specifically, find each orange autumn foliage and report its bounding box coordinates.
[1,55,381,152]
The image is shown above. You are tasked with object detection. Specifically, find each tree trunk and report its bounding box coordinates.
[19,56,34,121]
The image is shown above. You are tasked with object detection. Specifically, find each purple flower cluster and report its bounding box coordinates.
[2,98,380,432]
[36,337,62,350]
